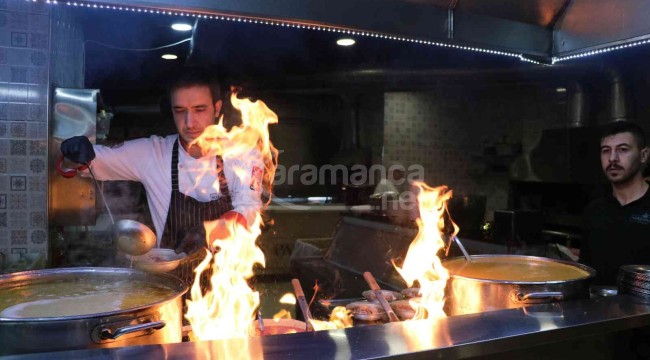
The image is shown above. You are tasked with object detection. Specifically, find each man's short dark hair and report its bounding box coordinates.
[167,66,221,103]
[601,121,646,149]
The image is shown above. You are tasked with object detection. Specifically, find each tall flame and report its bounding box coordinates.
[184,91,278,343]
[185,216,265,340]
[189,89,278,201]
[394,182,457,320]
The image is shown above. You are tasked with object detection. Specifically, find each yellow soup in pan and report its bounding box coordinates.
[444,256,590,282]
[0,279,176,318]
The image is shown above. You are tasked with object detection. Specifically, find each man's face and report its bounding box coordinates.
[600,132,649,184]
[171,85,222,146]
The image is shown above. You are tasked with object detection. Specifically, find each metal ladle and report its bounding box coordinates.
[86,164,156,256]
[111,219,157,256]
[445,236,473,262]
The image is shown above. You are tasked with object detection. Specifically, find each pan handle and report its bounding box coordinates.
[513,291,564,303]
[96,320,166,341]
[101,320,166,340]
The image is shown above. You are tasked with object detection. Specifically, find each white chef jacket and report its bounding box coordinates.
[83,135,263,244]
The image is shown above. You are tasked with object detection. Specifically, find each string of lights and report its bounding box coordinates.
[552,38,650,64]
[33,0,533,64]
[518,55,549,66]
[35,0,650,65]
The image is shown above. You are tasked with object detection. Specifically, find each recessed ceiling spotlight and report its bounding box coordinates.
[161,54,178,60]
[337,38,356,46]
[171,23,193,31]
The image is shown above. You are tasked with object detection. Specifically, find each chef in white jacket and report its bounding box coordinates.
[58,67,264,254]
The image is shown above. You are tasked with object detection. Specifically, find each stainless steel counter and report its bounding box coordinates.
[7,295,650,359]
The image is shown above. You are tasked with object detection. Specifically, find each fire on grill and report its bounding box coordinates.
[176,89,435,342]
[181,113,462,341]
[174,89,595,349]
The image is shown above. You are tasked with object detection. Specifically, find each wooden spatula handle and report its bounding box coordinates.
[291,278,305,298]
[363,272,380,290]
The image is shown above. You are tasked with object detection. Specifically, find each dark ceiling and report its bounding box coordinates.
[94,0,650,61]
[76,6,531,105]
[76,0,650,109]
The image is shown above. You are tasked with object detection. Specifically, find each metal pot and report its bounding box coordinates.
[443,255,595,316]
[0,267,188,356]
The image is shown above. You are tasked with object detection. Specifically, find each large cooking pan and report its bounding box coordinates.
[443,255,595,316]
[0,267,188,356]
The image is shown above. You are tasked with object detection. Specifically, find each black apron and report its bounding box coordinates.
[160,140,233,254]
[160,139,234,289]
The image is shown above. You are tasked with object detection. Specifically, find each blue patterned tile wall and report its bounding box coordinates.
[0,1,82,269]
[0,0,50,265]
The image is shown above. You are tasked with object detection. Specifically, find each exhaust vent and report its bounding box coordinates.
[567,82,587,128]
[608,69,628,122]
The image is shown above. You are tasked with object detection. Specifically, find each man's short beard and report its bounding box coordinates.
[607,163,642,184]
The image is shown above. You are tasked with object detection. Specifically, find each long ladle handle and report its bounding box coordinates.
[291,279,314,331]
[86,163,115,225]
[453,237,473,262]
[445,236,473,262]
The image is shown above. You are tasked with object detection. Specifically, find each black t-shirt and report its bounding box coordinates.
[580,187,650,285]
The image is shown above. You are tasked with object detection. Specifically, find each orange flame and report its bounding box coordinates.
[184,216,265,340]
[184,91,279,343]
[190,90,278,202]
[190,338,264,360]
[394,182,457,320]
[271,293,296,321]
[309,306,353,331]
[279,293,296,305]
[401,318,451,351]
[272,309,293,321]
[449,277,483,315]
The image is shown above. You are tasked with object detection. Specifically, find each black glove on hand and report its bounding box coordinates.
[61,136,95,164]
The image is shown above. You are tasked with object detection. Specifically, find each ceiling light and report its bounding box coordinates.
[161,54,178,60]
[556,87,567,93]
[337,38,355,46]
[171,23,193,31]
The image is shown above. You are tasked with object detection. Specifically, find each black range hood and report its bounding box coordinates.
[92,0,650,63]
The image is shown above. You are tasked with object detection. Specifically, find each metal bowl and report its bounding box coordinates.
[112,219,157,256]
[132,249,185,273]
